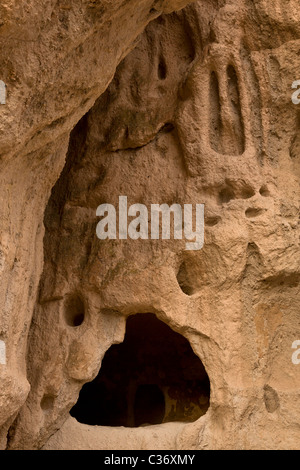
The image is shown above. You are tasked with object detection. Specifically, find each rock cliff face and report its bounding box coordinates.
[1,0,300,450]
[0,0,194,449]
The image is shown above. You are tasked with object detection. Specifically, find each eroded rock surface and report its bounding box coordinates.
[0,0,194,449]
[1,0,300,450]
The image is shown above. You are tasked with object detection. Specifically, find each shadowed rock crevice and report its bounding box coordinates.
[209,65,245,156]
[227,65,245,155]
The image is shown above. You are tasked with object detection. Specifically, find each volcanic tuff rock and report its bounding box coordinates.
[1,0,300,450]
[0,0,194,449]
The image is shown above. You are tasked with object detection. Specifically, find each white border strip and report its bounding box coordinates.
[0,340,6,365]
[0,81,6,105]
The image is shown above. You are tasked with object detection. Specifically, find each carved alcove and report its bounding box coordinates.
[71,313,210,427]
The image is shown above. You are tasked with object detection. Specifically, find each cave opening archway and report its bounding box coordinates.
[70,313,210,427]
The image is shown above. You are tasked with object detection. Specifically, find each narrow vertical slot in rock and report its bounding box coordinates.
[227,65,245,155]
[209,71,222,153]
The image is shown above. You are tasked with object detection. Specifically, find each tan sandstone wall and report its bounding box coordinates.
[0,0,193,449]
[0,0,299,450]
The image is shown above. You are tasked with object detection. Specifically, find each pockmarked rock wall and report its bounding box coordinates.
[0,0,194,450]
[1,0,300,450]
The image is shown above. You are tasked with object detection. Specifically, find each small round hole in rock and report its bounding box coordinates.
[205,216,221,227]
[241,187,255,199]
[177,262,194,296]
[264,385,280,413]
[245,208,264,218]
[64,294,85,327]
[218,187,235,205]
[41,394,55,412]
[259,185,270,197]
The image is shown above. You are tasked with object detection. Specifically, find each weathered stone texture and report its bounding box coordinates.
[1,0,300,450]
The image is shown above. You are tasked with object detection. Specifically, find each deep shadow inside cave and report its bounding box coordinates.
[70,313,210,427]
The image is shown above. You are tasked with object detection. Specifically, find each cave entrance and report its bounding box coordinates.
[70,313,210,427]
